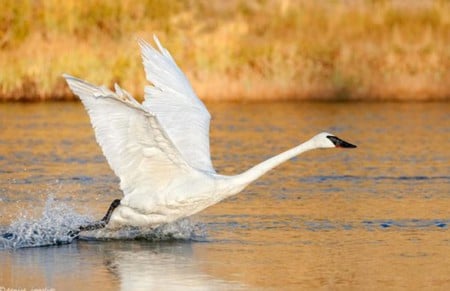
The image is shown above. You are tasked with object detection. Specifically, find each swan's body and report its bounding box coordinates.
[64,36,356,230]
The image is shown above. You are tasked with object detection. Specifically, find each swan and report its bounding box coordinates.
[63,36,356,232]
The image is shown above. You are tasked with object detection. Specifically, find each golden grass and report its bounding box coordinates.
[0,0,448,101]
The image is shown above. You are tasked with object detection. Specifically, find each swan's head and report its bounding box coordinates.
[311,132,357,149]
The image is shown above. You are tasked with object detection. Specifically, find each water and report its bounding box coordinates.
[0,102,449,290]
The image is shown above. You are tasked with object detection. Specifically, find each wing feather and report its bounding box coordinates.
[63,74,192,197]
[139,36,215,173]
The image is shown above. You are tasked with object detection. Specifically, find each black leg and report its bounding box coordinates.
[72,199,121,236]
[100,199,121,224]
[78,220,106,231]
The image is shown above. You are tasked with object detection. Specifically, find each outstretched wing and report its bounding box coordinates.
[139,36,215,173]
[63,74,193,197]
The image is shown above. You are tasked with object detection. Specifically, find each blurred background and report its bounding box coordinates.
[0,0,449,101]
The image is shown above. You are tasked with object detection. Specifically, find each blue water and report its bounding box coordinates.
[0,102,449,289]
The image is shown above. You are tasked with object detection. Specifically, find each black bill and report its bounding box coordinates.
[327,136,357,148]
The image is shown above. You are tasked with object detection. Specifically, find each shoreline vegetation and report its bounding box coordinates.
[1,0,449,102]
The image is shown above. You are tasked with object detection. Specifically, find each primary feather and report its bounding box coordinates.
[139,36,214,173]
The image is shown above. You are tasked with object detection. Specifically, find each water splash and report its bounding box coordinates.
[0,197,92,249]
[0,197,207,249]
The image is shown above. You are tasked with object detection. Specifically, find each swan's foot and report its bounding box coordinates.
[78,220,106,231]
[70,199,121,238]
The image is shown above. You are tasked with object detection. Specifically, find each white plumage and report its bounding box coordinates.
[64,36,356,229]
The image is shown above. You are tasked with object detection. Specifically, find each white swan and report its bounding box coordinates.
[63,36,356,231]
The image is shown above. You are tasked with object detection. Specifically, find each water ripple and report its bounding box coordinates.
[204,215,449,233]
[298,175,450,183]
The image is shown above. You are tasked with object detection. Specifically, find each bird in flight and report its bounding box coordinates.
[63,36,356,233]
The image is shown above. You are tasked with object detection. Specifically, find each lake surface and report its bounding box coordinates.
[0,101,449,290]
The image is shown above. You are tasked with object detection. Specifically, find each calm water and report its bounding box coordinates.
[0,102,449,290]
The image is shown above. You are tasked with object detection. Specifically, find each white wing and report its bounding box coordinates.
[63,74,193,197]
[139,36,215,173]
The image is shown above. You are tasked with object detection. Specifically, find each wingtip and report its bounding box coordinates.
[137,34,163,53]
[152,34,160,44]
[62,73,84,83]
[62,74,77,88]
[137,36,148,48]
[62,74,86,88]
[153,34,165,53]
[62,73,72,80]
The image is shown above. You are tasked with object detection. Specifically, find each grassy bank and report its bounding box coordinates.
[0,0,448,101]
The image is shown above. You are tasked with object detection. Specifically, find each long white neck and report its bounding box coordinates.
[226,139,318,194]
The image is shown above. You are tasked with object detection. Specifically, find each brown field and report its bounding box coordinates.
[0,0,449,101]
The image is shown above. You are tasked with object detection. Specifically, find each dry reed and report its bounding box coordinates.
[0,0,448,101]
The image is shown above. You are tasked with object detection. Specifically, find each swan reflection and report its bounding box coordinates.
[97,241,246,290]
[0,241,246,290]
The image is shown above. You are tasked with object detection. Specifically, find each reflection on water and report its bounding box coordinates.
[0,102,449,289]
[100,241,246,290]
[0,240,246,290]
